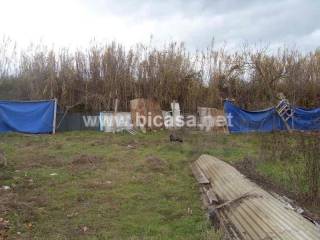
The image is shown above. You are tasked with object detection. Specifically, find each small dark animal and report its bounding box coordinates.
[169,133,183,143]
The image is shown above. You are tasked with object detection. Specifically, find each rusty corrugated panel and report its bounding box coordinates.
[130,98,163,129]
[193,155,320,240]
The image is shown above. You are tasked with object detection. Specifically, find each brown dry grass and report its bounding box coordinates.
[1,38,320,113]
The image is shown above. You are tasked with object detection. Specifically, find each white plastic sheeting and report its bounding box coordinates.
[169,101,182,129]
[99,112,132,132]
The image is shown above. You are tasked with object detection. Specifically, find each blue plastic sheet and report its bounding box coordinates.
[224,100,320,133]
[0,100,56,134]
[290,107,320,131]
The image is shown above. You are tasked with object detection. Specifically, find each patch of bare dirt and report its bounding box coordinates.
[0,189,16,216]
[0,189,14,240]
[89,139,108,147]
[17,154,65,169]
[23,141,50,148]
[0,184,48,239]
[81,179,113,190]
[0,217,9,240]
[54,143,63,150]
[145,156,168,172]
[69,154,104,171]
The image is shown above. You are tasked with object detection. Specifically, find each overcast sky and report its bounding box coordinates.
[0,0,319,52]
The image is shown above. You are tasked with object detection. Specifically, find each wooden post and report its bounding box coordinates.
[113,98,119,133]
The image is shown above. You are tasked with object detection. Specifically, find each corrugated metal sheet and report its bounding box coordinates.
[193,155,320,240]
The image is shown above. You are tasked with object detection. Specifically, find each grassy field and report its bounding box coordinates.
[0,130,319,239]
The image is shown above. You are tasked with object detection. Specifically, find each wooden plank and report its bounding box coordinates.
[191,163,210,184]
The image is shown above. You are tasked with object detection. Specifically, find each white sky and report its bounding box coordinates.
[0,0,319,51]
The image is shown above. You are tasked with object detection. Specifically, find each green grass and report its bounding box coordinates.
[0,130,317,239]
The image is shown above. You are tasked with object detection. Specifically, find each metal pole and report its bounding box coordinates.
[52,98,57,134]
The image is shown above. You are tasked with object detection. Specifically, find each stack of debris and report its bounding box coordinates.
[99,112,132,133]
[197,107,227,132]
[192,155,320,240]
[130,98,164,130]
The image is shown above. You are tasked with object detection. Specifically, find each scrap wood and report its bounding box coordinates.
[191,163,210,184]
[204,187,218,204]
[213,191,261,210]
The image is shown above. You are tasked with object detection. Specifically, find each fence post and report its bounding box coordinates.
[52,98,57,134]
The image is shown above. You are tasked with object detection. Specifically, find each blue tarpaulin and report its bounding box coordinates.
[290,107,320,131]
[224,100,320,133]
[0,100,56,134]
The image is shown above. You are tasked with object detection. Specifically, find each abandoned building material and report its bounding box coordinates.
[130,98,164,130]
[224,100,320,133]
[197,107,227,132]
[170,101,181,128]
[162,111,171,128]
[193,155,320,240]
[99,112,132,132]
[0,99,57,134]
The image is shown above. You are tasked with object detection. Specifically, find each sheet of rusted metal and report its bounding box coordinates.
[130,98,164,129]
[193,155,320,240]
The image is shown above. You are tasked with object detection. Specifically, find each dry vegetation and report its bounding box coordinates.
[258,132,320,205]
[0,37,320,112]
